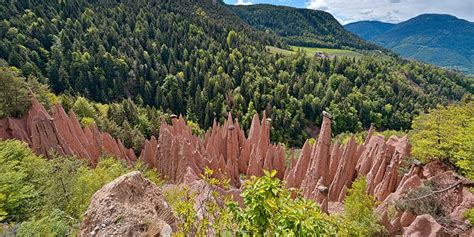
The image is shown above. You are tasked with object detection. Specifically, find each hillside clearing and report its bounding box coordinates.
[267,45,363,59]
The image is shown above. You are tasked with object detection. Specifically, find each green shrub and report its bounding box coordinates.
[72,97,96,119]
[464,208,474,225]
[37,156,159,221]
[334,131,366,144]
[232,170,337,236]
[187,120,204,137]
[0,139,162,234]
[0,140,46,222]
[0,67,31,118]
[0,67,55,118]
[395,181,447,224]
[68,157,129,218]
[165,186,197,236]
[0,193,7,221]
[16,209,78,237]
[165,168,236,236]
[342,177,385,236]
[166,170,384,236]
[80,117,95,127]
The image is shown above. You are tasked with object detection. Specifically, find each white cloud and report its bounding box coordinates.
[236,0,253,5]
[305,0,474,24]
[306,0,328,11]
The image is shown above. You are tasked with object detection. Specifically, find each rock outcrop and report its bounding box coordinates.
[79,171,175,237]
[377,164,474,236]
[0,98,136,165]
[139,112,285,187]
[285,112,411,205]
[403,214,447,237]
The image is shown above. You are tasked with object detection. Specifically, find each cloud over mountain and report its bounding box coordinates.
[305,0,473,24]
[236,0,253,5]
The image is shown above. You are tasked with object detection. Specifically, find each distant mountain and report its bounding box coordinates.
[345,14,474,74]
[230,4,384,51]
[344,21,395,40]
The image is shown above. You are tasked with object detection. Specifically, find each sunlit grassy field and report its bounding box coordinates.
[266,46,295,56]
[266,45,364,59]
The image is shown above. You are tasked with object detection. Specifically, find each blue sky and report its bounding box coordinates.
[224,0,474,24]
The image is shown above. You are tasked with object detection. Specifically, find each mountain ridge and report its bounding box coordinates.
[230,4,384,51]
[345,14,474,74]
[344,20,395,40]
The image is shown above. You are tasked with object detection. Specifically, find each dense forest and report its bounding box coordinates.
[0,0,472,146]
[230,4,384,51]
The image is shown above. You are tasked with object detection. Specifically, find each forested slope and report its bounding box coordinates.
[346,14,474,74]
[230,4,383,51]
[344,21,395,40]
[0,0,472,146]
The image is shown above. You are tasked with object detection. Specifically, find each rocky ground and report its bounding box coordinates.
[79,171,175,237]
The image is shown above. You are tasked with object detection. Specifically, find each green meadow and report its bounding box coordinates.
[267,45,364,59]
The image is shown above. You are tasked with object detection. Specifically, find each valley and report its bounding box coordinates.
[0,0,473,236]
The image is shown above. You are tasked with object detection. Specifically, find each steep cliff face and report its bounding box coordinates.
[0,98,136,165]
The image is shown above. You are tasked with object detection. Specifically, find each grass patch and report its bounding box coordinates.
[266,46,295,56]
[266,45,363,59]
[291,46,364,59]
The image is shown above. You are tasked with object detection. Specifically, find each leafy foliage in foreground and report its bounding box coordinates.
[342,177,385,236]
[0,139,161,236]
[232,170,337,236]
[1,0,472,146]
[165,168,236,236]
[167,170,384,236]
[410,99,474,179]
[2,139,384,235]
[0,139,41,222]
[465,208,474,225]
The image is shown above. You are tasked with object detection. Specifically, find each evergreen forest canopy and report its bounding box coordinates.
[230,4,384,51]
[0,0,473,146]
